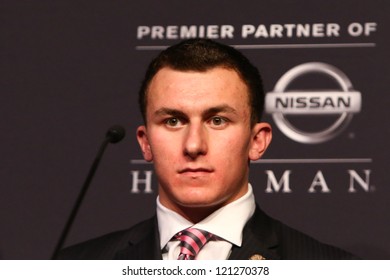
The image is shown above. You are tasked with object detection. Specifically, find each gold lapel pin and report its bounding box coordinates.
[249,254,266,260]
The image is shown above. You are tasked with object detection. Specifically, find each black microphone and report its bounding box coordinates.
[106,125,125,143]
[51,125,125,259]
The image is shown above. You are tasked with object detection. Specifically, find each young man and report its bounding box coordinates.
[59,39,356,260]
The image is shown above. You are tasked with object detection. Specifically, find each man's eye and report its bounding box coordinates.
[165,118,181,127]
[210,116,227,126]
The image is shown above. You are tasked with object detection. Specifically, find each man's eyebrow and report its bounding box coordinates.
[153,105,238,118]
[154,108,186,117]
[204,105,238,116]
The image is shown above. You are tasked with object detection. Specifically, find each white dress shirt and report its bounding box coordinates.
[157,184,256,260]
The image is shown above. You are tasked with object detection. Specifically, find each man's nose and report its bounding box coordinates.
[183,123,208,159]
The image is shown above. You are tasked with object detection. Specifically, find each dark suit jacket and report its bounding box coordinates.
[58,205,357,260]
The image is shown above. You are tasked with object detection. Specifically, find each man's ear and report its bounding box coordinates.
[136,125,153,162]
[248,122,272,161]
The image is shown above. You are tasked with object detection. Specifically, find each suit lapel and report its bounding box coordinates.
[228,205,280,260]
[114,216,162,260]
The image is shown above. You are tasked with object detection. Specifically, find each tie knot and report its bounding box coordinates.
[176,228,213,260]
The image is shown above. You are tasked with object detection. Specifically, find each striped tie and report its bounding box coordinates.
[176,228,213,260]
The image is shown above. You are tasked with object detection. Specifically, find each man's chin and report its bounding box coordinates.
[176,198,226,210]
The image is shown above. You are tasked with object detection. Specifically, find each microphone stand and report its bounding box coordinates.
[51,126,124,259]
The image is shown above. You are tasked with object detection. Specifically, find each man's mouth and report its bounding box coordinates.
[178,167,213,176]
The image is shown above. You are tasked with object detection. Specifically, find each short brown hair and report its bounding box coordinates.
[138,39,265,126]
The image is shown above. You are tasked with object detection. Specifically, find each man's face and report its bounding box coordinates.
[137,67,271,218]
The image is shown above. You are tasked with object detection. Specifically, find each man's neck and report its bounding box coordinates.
[174,204,223,223]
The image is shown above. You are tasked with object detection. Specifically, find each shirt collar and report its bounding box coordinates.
[157,184,256,249]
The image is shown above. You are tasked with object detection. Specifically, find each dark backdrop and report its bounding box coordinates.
[1,0,389,259]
